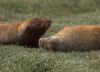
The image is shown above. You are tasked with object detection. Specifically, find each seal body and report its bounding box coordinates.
[0,18,52,47]
[39,26,100,51]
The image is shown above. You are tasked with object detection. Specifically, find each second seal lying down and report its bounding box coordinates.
[39,26,100,52]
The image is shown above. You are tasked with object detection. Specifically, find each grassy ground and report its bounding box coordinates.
[0,0,100,72]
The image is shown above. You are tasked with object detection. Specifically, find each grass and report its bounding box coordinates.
[0,0,100,72]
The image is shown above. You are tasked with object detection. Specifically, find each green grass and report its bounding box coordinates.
[0,0,100,72]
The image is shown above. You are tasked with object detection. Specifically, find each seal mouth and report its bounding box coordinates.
[39,38,49,49]
[39,38,46,48]
[39,36,59,51]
